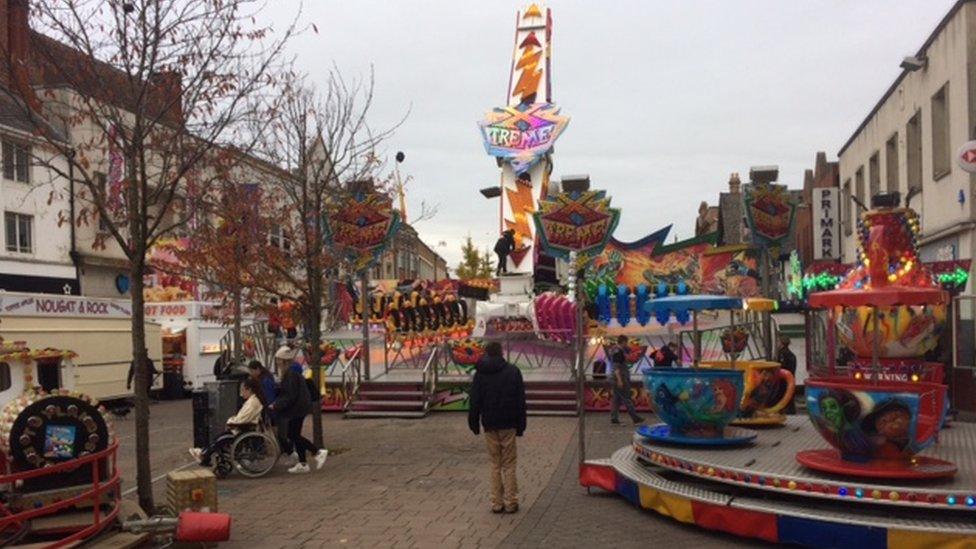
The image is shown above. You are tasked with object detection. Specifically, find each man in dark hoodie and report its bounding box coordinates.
[469,341,527,514]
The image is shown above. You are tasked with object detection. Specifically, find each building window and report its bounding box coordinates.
[2,139,30,183]
[4,212,33,253]
[94,172,110,231]
[0,363,9,391]
[885,133,899,192]
[868,152,880,198]
[854,166,865,213]
[931,83,950,180]
[842,179,852,236]
[268,224,290,252]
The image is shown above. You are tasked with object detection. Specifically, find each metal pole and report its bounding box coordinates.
[871,306,880,385]
[760,246,773,359]
[576,269,587,466]
[827,308,836,377]
[729,309,736,369]
[361,272,371,381]
[693,310,700,368]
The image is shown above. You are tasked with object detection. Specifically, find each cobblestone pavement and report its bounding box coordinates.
[115,401,764,548]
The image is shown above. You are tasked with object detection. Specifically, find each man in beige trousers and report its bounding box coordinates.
[469,341,527,513]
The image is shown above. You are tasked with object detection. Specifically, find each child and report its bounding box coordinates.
[189,377,266,466]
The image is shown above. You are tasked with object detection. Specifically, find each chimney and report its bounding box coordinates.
[728,173,741,194]
[148,70,184,124]
[3,0,32,104]
[0,0,9,87]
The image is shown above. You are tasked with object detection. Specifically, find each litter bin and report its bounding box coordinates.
[163,372,184,400]
[192,389,210,448]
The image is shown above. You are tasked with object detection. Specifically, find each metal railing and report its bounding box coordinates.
[421,345,440,413]
[340,351,362,413]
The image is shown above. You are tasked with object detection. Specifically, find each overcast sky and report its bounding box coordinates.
[268,0,956,271]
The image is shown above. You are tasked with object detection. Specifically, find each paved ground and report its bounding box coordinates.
[114,400,763,548]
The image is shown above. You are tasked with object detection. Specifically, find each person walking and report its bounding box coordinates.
[268,346,327,474]
[776,335,798,414]
[468,341,526,514]
[609,335,644,425]
[127,352,158,400]
[493,229,516,276]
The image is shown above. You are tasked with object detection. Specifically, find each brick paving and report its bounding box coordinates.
[115,401,765,547]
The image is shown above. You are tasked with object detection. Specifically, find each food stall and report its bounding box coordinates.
[145,301,255,393]
[0,292,161,401]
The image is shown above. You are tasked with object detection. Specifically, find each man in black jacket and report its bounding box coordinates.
[268,346,327,474]
[493,229,515,276]
[468,341,526,514]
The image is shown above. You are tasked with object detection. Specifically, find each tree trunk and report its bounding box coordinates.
[307,302,324,448]
[233,286,243,364]
[129,257,154,513]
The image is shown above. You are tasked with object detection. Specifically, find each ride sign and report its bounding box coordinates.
[533,189,620,263]
[479,102,570,173]
[328,190,401,271]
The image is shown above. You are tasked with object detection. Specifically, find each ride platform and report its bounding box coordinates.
[581,416,976,548]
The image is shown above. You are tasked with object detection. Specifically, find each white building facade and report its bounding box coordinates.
[838,0,976,277]
[0,107,77,295]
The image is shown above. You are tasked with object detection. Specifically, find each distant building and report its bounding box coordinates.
[371,222,448,281]
[717,173,744,246]
[796,152,841,267]
[837,0,976,276]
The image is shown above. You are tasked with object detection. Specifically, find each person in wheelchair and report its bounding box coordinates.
[189,377,266,466]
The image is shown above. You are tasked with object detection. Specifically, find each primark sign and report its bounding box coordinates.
[813,188,839,260]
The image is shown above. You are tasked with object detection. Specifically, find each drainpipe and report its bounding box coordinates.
[67,149,80,293]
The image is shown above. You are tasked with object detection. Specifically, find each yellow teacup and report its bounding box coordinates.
[700,360,795,417]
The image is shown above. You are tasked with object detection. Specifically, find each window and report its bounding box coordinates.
[907,111,923,190]
[842,179,852,236]
[869,152,880,198]
[0,363,9,391]
[2,139,30,183]
[855,167,865,212]
[268,224,290,252]
[94,172,110,231]
[4,212,33,253]
[931,83,950,179]
[885,133,899,192]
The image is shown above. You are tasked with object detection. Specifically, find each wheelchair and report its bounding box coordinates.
[211,419,281,479]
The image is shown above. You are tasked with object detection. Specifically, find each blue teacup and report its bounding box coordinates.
[644,368,745,438]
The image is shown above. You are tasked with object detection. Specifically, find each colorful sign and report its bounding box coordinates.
[479,102,569,174]
[328,190,401,271]
[533,189,620,262]
[0,293,132,319]
[743,183,796,247]
[587,228,760,297]
[813,188,839,260]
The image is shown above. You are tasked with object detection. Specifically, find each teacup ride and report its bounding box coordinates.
[701,297,795,427]
[637,295,757,446]
[801,227,958,485]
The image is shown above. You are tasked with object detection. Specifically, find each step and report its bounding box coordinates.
[358,390,425,400]
[28,510,96,534]
[526,399,576,407]
[525,390,576,398]
[527,409,578,417]
[344,410,428,419]
[351,400,426,409]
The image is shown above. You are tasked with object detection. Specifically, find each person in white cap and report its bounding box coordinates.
[268,345,328,473]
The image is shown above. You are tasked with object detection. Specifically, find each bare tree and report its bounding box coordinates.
[1,0,298,512]
[234,69,403,447]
